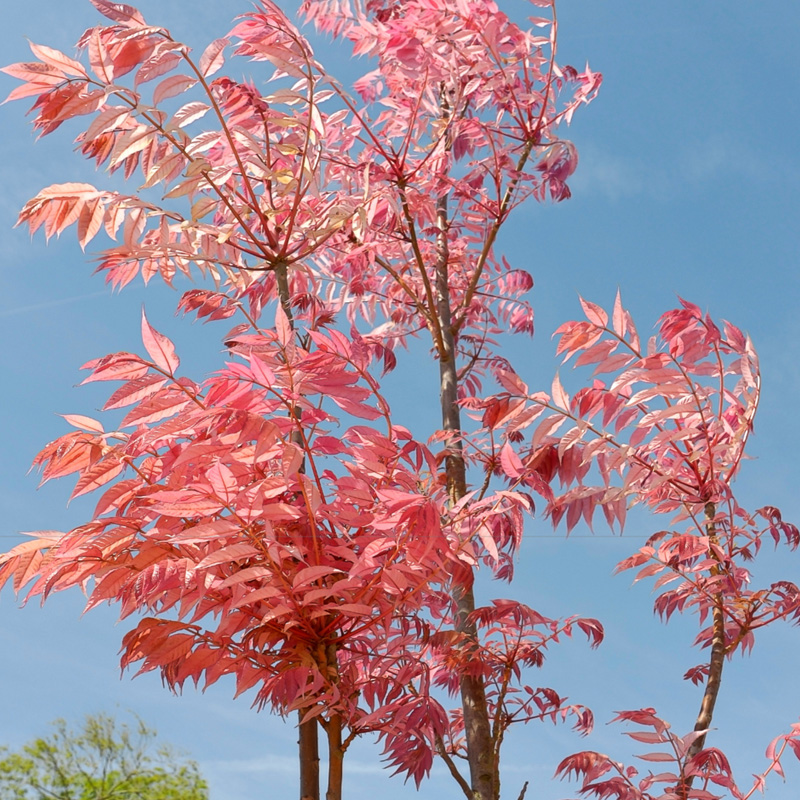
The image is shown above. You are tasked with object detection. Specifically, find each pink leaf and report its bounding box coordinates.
[551,372,570,410]
[636,752,675,762]
[152,74,197,105]
[293,565,339,589]
[147,490,223,517]
[71,456,125,499]
[170,101,210,128]
[88,0,146,27]
[141,308,180,374]
[495,368,529,395]
[135,48,182,86]
[275,303,293,346]
[199,38,229,78]
[77,197,105,250]
[102,374,168,410]
[249,355,276,387]
[207,462,238,506]
[499,442,524,480]
[579,296,608,328]
[28,42,86,77]
[119,389,190,427]
[532,414,567,449]
[612,289,626,337]
[60,414,104,433]
[476,523,499,562]
[624,731,667,744]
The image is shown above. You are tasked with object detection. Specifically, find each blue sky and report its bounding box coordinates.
[1,2,799,798]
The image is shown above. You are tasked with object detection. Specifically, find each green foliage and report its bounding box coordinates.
[0,713,208,800]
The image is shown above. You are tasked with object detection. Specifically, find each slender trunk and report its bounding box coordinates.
[274,260,321,800]
[275,260,294,328]
[325,714,344,800]
[681,502,726,797]
[299,715,320,800]
[436,192,495,800]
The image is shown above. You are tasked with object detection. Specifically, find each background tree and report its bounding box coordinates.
[0,713,208,800]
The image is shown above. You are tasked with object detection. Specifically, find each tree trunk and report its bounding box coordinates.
[274,260,321,800]
[325,714,344,800]
[299,713,320,800]
[681,502,726,798]
[435,193,495,800]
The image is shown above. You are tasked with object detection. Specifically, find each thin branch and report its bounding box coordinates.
[396,182,446,355]
[435,735,472,799]
[456,138,535,328]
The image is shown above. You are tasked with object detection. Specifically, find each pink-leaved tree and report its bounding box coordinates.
[482,295,800,798]
[1,1,799,799]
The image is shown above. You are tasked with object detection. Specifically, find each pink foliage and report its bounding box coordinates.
[2,0,798,797]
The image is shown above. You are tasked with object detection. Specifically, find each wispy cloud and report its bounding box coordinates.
[206,755,297,775]
[570,150,647,201]
[571,135,772,202]
[0,290,109,318]
[207,754,388,776]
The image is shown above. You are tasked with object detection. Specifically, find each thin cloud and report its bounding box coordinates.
[571,136,772,202]
[0,290,109,318]
[206,754,388,776]
[570,151,647,201]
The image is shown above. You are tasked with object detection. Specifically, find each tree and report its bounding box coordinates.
[495,296,800,798]
[0,1,798,799]
[0,713,208,800]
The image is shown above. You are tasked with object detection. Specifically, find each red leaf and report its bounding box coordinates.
[153,632,196,665]
[576,618,604,648]
[35,433,102,483]
[633,563,664,584]
[171,519,241,543]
